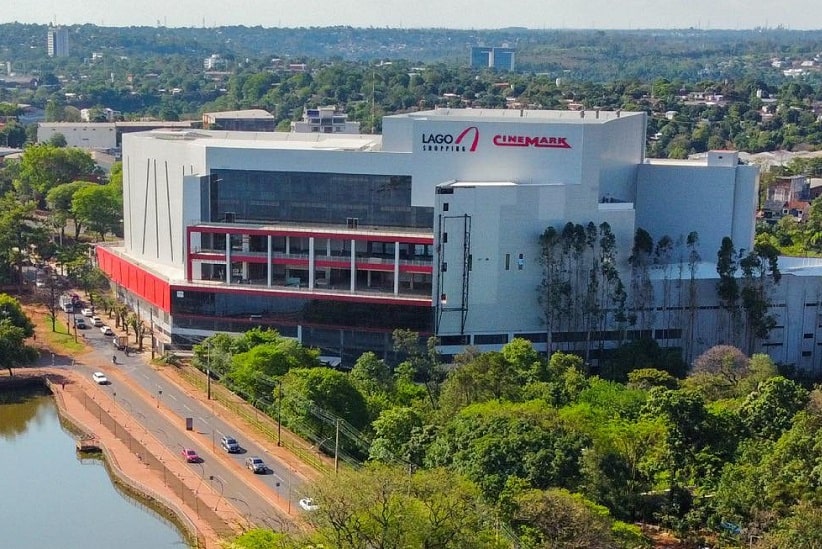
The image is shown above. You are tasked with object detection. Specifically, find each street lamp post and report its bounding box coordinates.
[209,475,225,511]
[206,341,211,400]
[277,380,282,446]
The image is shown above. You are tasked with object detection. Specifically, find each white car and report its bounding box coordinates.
[92,372,108,384]
[91,316,104,327]
[298,497,319,512]
[100,326,114,336]
[82,308,94,317]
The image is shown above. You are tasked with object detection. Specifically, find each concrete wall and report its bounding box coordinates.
[37,123,117,149]
[435,182,636,337]
[121,133,207,270]
[635,162,757,259]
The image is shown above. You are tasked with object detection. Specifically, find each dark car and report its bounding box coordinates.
[220,435,240,453]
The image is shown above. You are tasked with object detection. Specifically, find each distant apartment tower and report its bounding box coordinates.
[204,54,226,70]
[290,106,360,134]
[470,46,516,71]
[47,27,69,57]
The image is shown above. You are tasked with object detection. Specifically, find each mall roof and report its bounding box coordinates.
[134,129,383,152]
[390,107,644,124]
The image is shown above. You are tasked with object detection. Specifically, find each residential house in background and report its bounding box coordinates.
[202,109,276,132]
[290,106,360,134]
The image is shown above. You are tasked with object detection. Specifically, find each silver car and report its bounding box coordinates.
[245,456,266,473]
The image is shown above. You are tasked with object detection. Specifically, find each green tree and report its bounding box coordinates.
[758,501,822,548]
[627,368,680,391]
[641,387,736,491]
[0,196,38,284]
[280,367,370,431]
[192,333,237,377]
[228,338,317,402]
[231,529,296,549]
[14,144,97,202]
[301,464,504,549]
[0,294,37,375]
[48,133,67,147]
[0,120,26,148]
[716,236,740,344]
[349,351,393,397]
[427,400,589,500]
[739,240,780,354]
[369,406,424,464]
[739,376,809,440]
[45,180,94,241]
[628,228,655,330]
[71,183,122,240]
[510,487,640,549]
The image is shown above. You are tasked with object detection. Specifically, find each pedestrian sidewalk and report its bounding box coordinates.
[42,367,244,548]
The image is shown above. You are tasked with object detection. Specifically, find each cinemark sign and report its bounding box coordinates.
[492,134,571,149]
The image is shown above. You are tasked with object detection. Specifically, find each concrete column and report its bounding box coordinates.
[393,241,400,295]
[242,234,249,280]
[326,239,331,257]
[267,235,272,287]
[285,236,290,255]
[350,239,356,292]
[225,233,231,284]
[308,237,315,289]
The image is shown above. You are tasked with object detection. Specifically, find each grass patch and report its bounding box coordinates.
[39,316,86,354]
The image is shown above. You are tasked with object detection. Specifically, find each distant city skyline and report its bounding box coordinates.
[4,0,822,30]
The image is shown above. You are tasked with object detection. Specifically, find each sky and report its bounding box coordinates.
[4,0,822,30]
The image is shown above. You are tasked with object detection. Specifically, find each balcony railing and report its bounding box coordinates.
[190,248,433,267]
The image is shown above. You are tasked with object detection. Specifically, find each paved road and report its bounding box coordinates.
[64,311,307,530]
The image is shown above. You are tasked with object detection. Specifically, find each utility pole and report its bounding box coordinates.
[149,310,155,359]
[334,418,340,475]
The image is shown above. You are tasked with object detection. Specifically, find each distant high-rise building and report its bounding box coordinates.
[470,46,493,68]
[47,27,69,57]
[470,46,516,71]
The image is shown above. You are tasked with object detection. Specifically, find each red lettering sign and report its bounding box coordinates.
[492,134,571,149]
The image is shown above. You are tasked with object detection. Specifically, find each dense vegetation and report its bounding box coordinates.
[192,328,822,547]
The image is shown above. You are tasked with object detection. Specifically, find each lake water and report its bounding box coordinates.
[0,388,189,548]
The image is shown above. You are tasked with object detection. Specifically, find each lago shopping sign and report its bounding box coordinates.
[420,126,572,153]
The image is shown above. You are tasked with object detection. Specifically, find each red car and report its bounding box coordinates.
[181,448,201,463]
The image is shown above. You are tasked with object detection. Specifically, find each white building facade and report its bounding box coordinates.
[99,108,821,371]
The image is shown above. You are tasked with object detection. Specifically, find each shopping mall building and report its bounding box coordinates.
[97,107,822,370]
